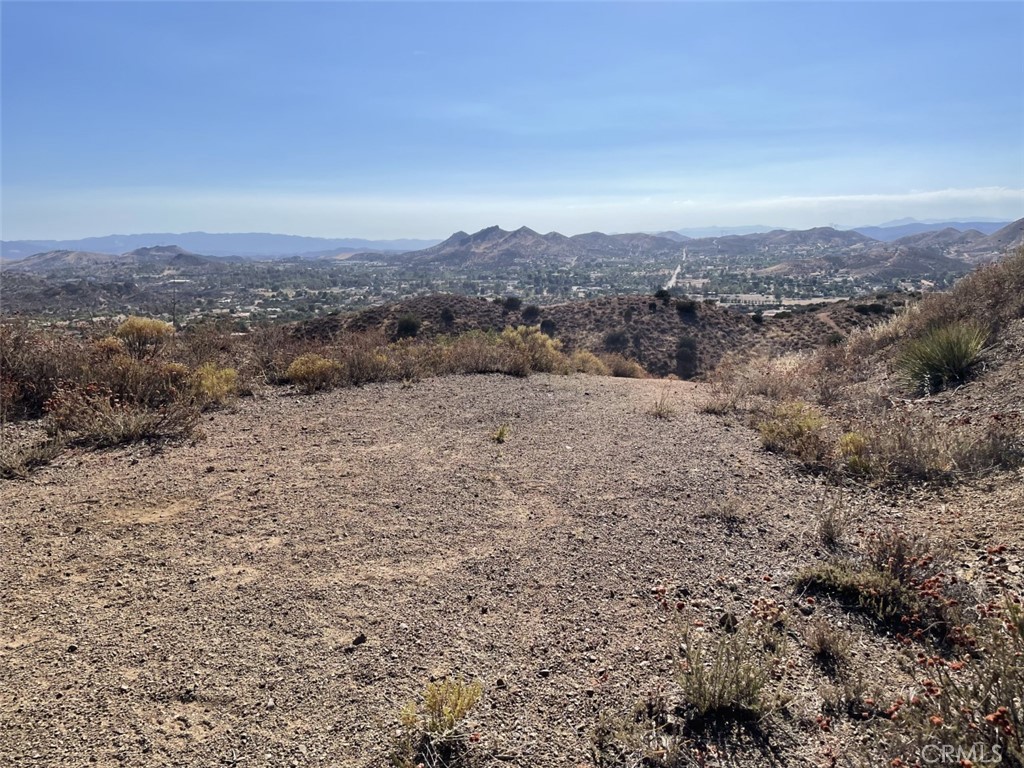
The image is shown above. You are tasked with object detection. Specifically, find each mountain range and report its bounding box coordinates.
[346,219,1023,273]
[0,232,441,262]
[2,220,1015,263]
[3,219,1022,279]
[850,220,1012,241]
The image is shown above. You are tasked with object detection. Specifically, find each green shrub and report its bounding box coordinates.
[603,330,629,352]
[395,314,421,339]
[674,336,699,379]
[896,321,987,393]
[675,298,698,316]
[285,353,342,393]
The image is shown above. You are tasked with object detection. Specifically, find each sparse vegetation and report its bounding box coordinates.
[492,423,509,443]
[816,494,850,552]
[391,677,482,768]
[805,619,850,677]
[648,386,675,419]
[676,617,789,723]
[795,528,971,647]
[0,435,65,479]
[756,401,829,467]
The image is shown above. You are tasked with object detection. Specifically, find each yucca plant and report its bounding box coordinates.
[896,322,987,393]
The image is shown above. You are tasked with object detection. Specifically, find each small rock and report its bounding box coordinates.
[351,633,367,646]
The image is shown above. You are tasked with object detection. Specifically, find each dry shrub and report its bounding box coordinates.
[850,411,1023,484]
[329,330,398,385]
[87,354,191,409]
[177,320,239,367]
[391,677,482,768]
[601,353,646,378]
[911,247,1024,335]
[741,353,817,401]
[0,321,89,419]
[114,316,175,359]
[649,386,676,419]
[500,325,567,374]
[570,349,611,376]
[756,401,830,466]
[699,356,743,414]
[245,324,310,384]
[817,494,851,552]
[0,435,65,479]
[441,331,516,375]
[192,363,238,408]
[805,620,851,676]
[45,386,199,446]
[859,304,921,352]
[873,600,1023,766]
[677,615,790,723]
[285,353,343,394]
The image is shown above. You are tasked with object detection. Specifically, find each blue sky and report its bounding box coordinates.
[2,1,1022,239]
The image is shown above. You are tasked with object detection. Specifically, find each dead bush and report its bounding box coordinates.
[45,386,199,447]
[0,435,65,479]
[0,322,89,419]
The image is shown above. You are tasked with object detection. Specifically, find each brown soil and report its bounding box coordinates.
[1,374,1018,767]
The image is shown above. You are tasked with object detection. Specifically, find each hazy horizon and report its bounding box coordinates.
[3,2,1023,241]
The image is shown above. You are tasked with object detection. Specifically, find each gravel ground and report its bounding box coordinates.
[0,374,1014,767]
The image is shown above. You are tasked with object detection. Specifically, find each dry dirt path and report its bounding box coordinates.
[2,374,894,767]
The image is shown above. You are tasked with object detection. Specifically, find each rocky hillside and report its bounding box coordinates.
[300,291,908,378]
